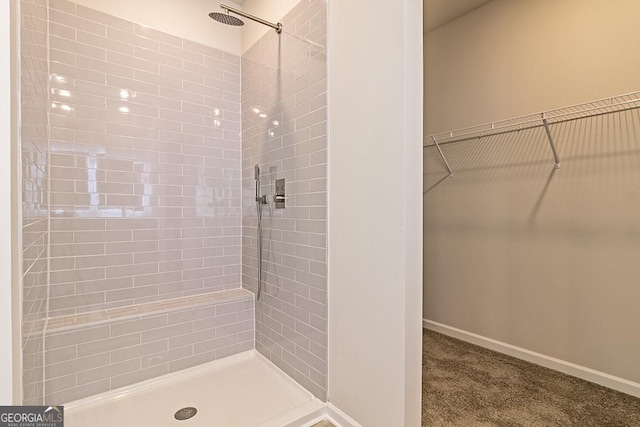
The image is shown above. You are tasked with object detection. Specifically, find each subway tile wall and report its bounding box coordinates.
[46,0,243,317]
[241,0,328,400]
[32,0,254,403]
[44,291,254,403]
[20,0,328,405]
[21,0,50,405]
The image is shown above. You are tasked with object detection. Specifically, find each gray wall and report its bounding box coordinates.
[241,0,328,400]
[424,0,640,384]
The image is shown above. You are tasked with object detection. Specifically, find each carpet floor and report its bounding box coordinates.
[422,329,640,426]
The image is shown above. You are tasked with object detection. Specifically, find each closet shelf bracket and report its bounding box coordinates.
[541,113,561,169]
[432,135,454,177]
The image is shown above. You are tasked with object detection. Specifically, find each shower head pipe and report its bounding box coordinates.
[219,4,282,34]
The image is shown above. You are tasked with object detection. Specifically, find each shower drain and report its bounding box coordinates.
[174,407,198,421]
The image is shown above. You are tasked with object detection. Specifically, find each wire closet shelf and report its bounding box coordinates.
[423,90,640,176]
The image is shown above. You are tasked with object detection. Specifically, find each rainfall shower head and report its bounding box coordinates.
[209,11,244,27]
[209,4,282,34]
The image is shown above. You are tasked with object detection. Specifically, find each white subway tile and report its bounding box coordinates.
[141,345,193,369]
[106,262,158,279]
[106,286,159,303]
[49,8,105,36]
[50,242,104,257]
[158,42,203,64]
[76,277,133,294]
[134,46,181,68]
[77,333,140,358]
[44,374,76,395]
[49,267,105,285]
[49,0,76,15]
[76,5,133,32]
[50,35,105,59]
[111,340,168,364]
[183,39,225,60]
[141,322,193,344]
[77,30,133,56]
[107,51,158,73]
[107,27,158,51]
[215,340,253,359]
[111,364,168,390]
[76,55,133,79]
[78,358,140,385]
[47,353,111,379]
[49,22,75,40]
[134,24,182,47]
[182,60,225,80]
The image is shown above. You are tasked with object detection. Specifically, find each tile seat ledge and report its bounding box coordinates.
[45,287,255,333]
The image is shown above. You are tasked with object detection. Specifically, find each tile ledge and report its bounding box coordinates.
[45,287,254,333]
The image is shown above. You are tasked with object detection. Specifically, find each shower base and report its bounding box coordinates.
[64,350,325,427]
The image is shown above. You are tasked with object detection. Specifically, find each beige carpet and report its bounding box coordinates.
[422,329,640,426]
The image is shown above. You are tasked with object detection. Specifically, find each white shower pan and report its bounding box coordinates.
[64,350,325,427]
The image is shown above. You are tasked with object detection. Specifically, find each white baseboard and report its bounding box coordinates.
[423,319,640,398]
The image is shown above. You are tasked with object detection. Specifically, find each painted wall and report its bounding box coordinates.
[241,0,328,400]
[424,0,640,385]
[328,0,423,425]
[425,0,640,135]
[67,0,243,55]
[0,0,16,406]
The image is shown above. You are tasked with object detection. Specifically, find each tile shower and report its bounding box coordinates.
[242,0,328,400]
[19,0,328,407]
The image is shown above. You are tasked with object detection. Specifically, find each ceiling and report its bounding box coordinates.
[424,0,493,33]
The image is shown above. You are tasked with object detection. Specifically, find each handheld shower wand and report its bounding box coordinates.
[255,165,261,200]
[255,165,264,300]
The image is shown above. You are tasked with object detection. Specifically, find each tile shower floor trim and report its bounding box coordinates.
[64,349,326,427]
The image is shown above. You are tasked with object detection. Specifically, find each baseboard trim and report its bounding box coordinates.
[423,319,640,398]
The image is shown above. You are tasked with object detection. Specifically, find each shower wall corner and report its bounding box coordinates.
[241,0,329,401]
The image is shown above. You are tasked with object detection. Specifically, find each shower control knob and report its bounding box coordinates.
[274,178,286,209]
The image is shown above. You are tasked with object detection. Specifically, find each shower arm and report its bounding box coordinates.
[221,4,283,34]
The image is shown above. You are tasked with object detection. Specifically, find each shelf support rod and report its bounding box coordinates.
[541,113,561,169]
[431,136,454,177]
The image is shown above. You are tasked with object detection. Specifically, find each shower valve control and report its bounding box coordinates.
[274,178,286,209]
